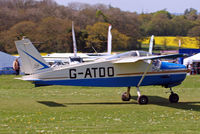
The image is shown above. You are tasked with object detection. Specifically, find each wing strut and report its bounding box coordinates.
[132,61,153,104]
[137,61,152,87]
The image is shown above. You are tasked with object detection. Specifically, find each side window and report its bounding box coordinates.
[130,52,137,56]
[139,51,148,57]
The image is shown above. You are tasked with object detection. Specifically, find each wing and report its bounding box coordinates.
[113,53,186,64]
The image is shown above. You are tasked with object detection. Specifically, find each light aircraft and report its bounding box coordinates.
[15,38,188,104]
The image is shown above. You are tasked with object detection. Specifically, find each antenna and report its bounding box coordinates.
[92,46,98,53]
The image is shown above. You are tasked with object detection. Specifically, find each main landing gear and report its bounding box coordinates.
[121,87,148,104]
[121,87,131,101]
[121,87,179,104]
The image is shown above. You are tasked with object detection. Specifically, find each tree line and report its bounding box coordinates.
[0,0,200,54]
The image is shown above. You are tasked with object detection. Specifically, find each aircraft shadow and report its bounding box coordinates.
[64,102,138,105]
[37,96,200,112]
[37,101,137,107]
[37,101,66,107]
[131,96,200,112]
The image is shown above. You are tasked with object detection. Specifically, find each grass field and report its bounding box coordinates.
[0,75,200,133]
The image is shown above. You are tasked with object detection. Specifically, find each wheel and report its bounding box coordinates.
[121,92,131,101]
[137,95,148,104]
[169,93,179,103]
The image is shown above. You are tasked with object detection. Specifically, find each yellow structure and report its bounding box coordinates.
[141,36,200,49]
[12,53,48,57]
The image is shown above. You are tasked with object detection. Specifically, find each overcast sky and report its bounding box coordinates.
[54,0,200,13]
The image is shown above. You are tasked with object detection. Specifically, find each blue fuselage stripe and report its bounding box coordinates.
[34,73,186,87]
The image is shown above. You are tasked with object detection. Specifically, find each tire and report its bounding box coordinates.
[137,95,148,104]
[121,92,131,101]
[169,93,179,103]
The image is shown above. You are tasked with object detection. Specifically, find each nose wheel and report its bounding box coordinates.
[169,88,179,103]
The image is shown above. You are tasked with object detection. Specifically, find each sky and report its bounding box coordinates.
[54,0,200,13]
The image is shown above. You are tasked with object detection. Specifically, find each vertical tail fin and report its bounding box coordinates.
[107,25,112,55]
[15,39,49,74]
[149,35,154,55]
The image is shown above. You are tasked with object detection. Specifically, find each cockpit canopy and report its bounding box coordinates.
[69,56,83,63]
[107,51,150,60]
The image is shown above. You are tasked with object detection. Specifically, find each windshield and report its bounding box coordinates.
[138,51,149,57]
[69,57,83,63]
[107,51,150,60]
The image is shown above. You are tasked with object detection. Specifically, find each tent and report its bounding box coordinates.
[183,53,200,75]
[183,53,200,66]
[0,51,16,69]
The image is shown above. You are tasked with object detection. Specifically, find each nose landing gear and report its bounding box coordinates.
[169,88,179,103]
